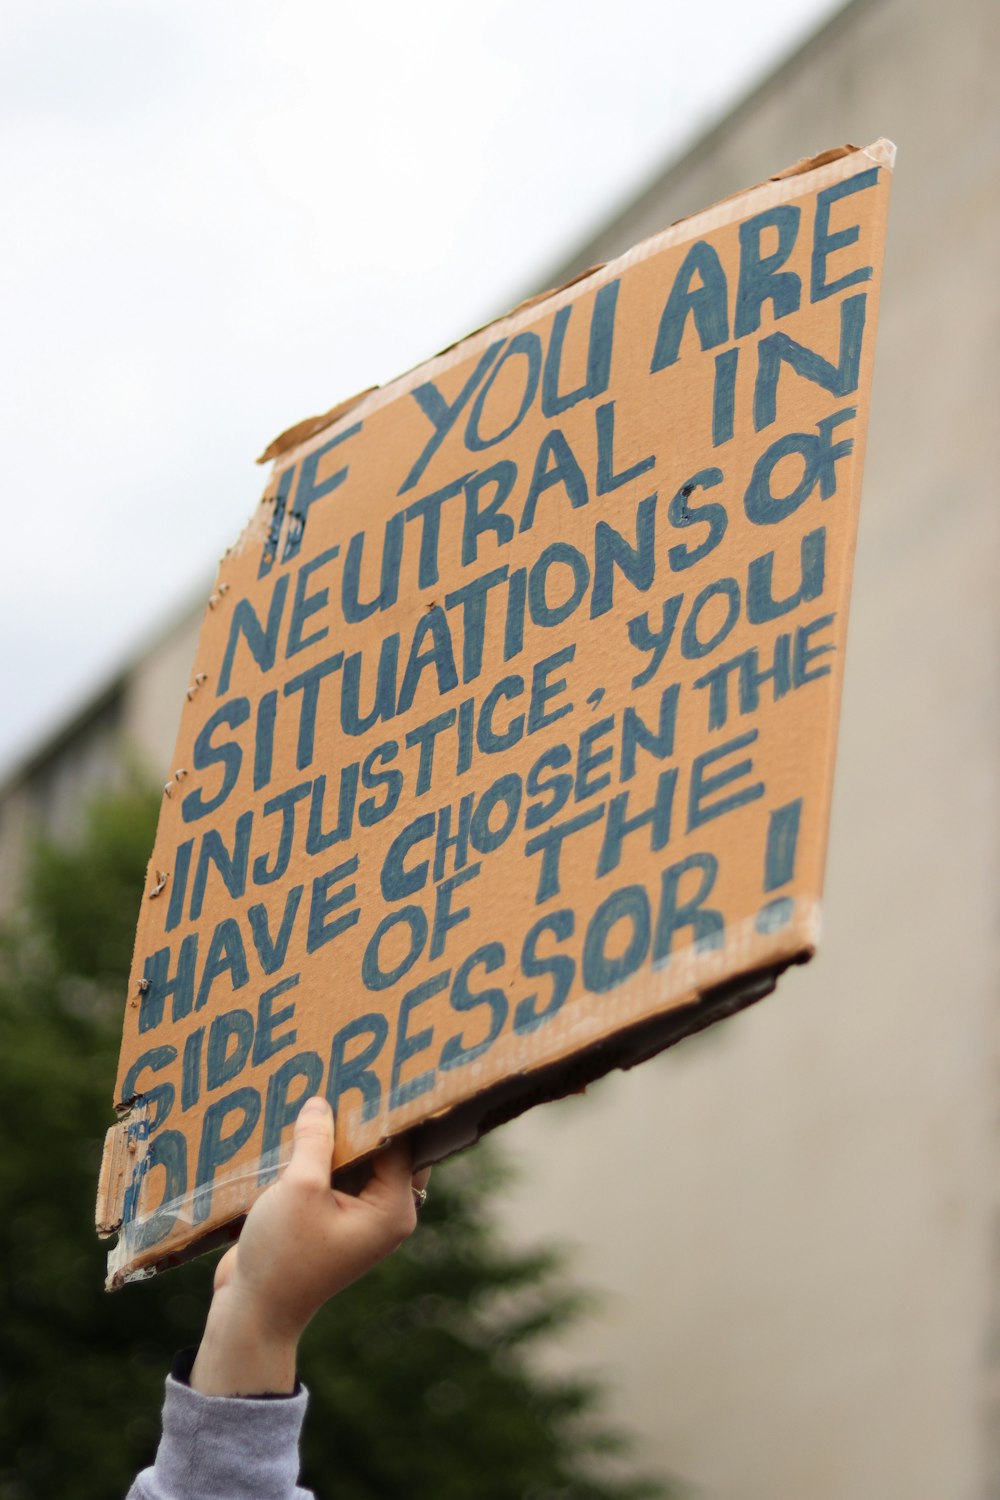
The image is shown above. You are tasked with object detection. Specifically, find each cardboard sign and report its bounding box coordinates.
[97,141,893,1285]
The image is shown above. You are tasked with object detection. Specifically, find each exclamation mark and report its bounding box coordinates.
[755,799,802,934]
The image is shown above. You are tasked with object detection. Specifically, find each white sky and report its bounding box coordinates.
[0,0,841,777]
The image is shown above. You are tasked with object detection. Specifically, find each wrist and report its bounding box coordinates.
[190,1284,300,1397]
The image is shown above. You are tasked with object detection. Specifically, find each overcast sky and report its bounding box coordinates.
[0,0,841,777]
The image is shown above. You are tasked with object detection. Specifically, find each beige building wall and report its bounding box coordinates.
[1,1,996,1495]
[0,590,205,915]
[495,1,1000,1498]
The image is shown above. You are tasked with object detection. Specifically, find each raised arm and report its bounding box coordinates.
[128,1097,428,1499]
[192,1095,425,1395]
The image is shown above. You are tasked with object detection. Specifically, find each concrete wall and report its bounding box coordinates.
[493,1,1000,1497]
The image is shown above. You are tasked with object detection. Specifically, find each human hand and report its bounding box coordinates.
[190,1096,429,1396]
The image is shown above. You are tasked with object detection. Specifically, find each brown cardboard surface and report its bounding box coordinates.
[98,140,894,1286]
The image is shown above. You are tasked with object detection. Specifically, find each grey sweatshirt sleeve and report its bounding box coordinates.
[126,1374,314,1500]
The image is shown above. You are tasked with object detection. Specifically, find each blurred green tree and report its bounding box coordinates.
[0,783,674,1500]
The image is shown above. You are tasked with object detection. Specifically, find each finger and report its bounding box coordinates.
[286,1095,335,1188]
[412,1165,432,1193]
[360,1138,413,1210]
[213,1244,238,1292]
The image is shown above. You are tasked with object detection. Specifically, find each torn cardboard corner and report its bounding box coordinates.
[99,140,893,1286]
[257,388,378,466]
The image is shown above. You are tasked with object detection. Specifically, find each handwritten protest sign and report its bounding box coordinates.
[97,141,893,1284]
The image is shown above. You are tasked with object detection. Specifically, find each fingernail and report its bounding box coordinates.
[300,1096,330,1117]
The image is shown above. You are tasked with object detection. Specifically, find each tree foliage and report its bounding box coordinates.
[0,783,673,1500]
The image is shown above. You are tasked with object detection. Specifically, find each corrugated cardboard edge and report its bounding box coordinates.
[257,140,895,472]
[96,1122,130,1235]
[96,1098,152,1238]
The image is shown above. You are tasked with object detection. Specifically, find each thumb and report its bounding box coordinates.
[286,1095,335,1187]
